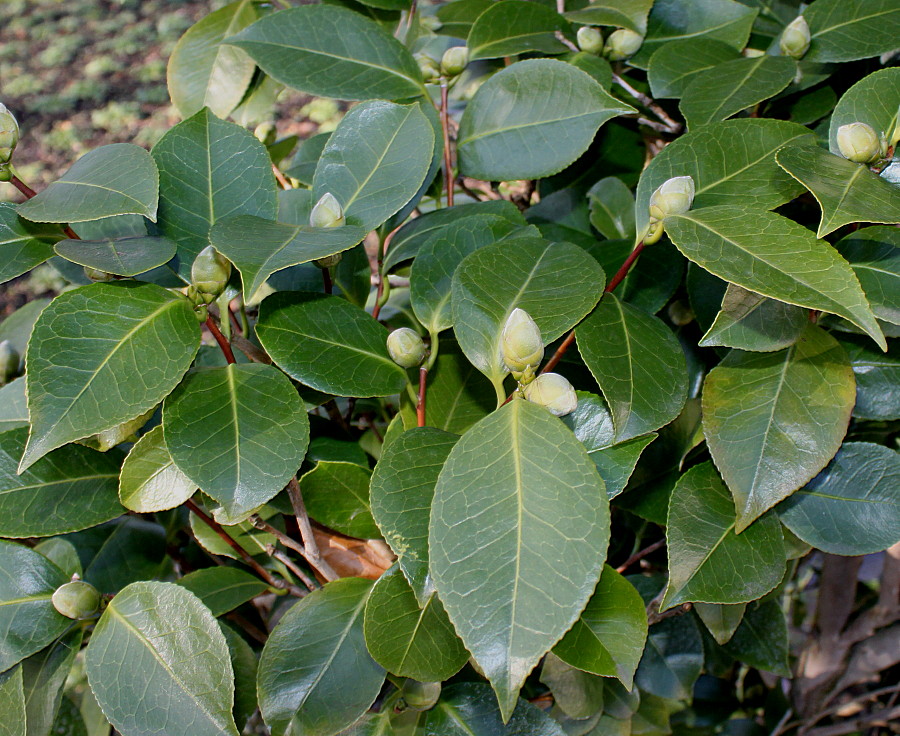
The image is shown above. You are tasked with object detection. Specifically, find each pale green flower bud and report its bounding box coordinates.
[441,46,469,77]
[605,28,643,61]
[313,252,343,269]
[0,104,19,164]
[415,53,442,84]
[649,175,695,223]
[0,163,11,183]
[191,245,232,300]
[524,373,577,416]
[501,308,543,373]
[779,16,810,59]
[576,26,604,55]
[194,304,209,322]
[52,580,101,620]
[387,327,426,368]
[890,109,900,149]
[400,680,441,711]
[254,121,277,147]
[83,266,115,282]
[309,192,345,229]
[79,408,155,452]
[0,340,19,384]
[837,122,881,163]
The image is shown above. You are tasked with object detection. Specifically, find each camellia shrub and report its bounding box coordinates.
[1,0,900,734]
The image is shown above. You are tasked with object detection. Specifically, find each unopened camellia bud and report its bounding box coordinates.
[387,327,426,368]
[0,340,19,384]
[649,175,695,223]
[191,245,232,300]
[779,16,810,59]
[310,192,345,229]
[415,53,442,84]
[501,308,543,374]
[52,579,101,620]
[524,373,578,417]
[312,252,343,269]
[837,122,881,164]
[0,163,11,183]
[605,28,643,61]
[441,46,469,77]
[577,26,604,55]
[400,680,441,711]
[83,266,115,282]
[0,103,19,164]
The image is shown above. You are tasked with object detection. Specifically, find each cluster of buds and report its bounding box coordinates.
[645,175,695,244]
[52,577,101,620]
[779,16,810,59]
[0,103,19,182]
[187,245,232,321]
[605,28,643,61]
[576,26,604,55]
[0,340,19,386]
[387,327,426,368]
[836,122,888,164]
[416,46,469,84]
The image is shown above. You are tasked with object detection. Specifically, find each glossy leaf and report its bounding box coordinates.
[0,378,28,432]
[564,0,653,32]
[83,517,168,594]
[21,628,83,736]
[576,294,688,442]
[85,581,239,736]
[0,203,63,283]
[258,577,384,736]
[841,335,900,421]
[647,38,741,99]
[220,623,257,731]
[152,108,277,279]
[21,282,200,471]
[664,207,885,349]
[836,226,900,327]
[167,0,258,119]
[17,144,159,224]
[210,215,367,301]
[540,653,605,719]
[164,363,310,518]
[553,565,648,688]
[0,667,24,736]
[285,132,331,186]
[588,177,635,241]
[828,68,900,156]
[776,144,900,237]
[226,5,425,101]
[700,284,807,352]
[457,59,635,181]
[694,602,746,645]
[301,461,379,539]
[176,567,269,616]
[363,566,468,681]
[313,101,434,232]
[468,1,571,60]
[256,292,407,397]
[119,425,197,513]
[702,325,856,531]
[804,0,900,63]
[661,462,785,610]
[721,599,790,676]
[778,442,900,556]
[430,399,609,720]
[436,0,493,39]
[54,235,176,278]
[634,596,703,700]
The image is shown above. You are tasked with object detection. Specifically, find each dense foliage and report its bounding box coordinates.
[1,0,899,734]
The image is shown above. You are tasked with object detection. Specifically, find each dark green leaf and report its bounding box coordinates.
[836,226,900,327]
[83,518,167,594]
[0,299,48,360]
[694,602,746,645]
[119,425,197,513]
[436,0,493,39]
[284,132,331,186]
[634,598,703,700]
[588,177,635,241]
[220,623,258,731]
[0,203,63,283]
[540,653,605,720]
[828,68,900,156]
[804,0,900,63]
[840,335,900,421]
[177,567,269,616]
[22,628,83,736]
[564,0,653,33]
[468,1,572,60]
[721,599,790,676]
[54,236,177,278]
[0,666,24,736]
[700,284,807,352]
[647,38,741,99]
[300,461,379,538]
[0,378,27,432]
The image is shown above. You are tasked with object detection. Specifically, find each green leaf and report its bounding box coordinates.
[226,5,425,101]
[284,132,331,186]
[22,628,83,736]
[0,540,69,672]
[588,177,635,241]
[576,294,688,442]
[430,399,609,720]
[634,119,814,241]
[540,653,605,719]
[0,378,27,432]
[85,581,239,736]
[54,236,177,278]
[700,284,807,352]
[694,602,746,645]
[371,427,458,599]
[176,567,269,616]
[778,442,900,556]
[647,38,741,99]
[776,144,900,238]
[152,108,277,280]
[163,363,310,518]
[167,0,258,119]
[804,0,900,63]
[21,282,200,471]
[457,59,635,181]
[34,539,82,579]
[468,0,572,60]
[363,566,469,681]
[119,425,197,513]
[829,68,900,156]
[702,325,856,531]
[210,215,366,301]
[721,599,790,676]
[0,667,24,736]
[661,462,785,610]
[634,592,703,700]
[836,226,900,327]
[562,392,656,498]
[220,623,257,731]
[564,0,654,33]
[17,144,159,224]
[0,203,63,283]
[313,101,434,232]
[83,518,167,594]
[256,292,407,397]
[436,0,493,39]
[300,461,379,539]
[629,0,757,68]
[553,565,648,688]
[0,427,123,538]
[420,683,566,736]
[679,55,796,129]
[452,237,605,393]
[840,335,900,421]
[258,578,385,736]
[190,506,278,560]
[664,207,886,350]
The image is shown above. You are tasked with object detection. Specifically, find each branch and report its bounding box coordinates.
[10,174,80,239]
[417,366,428,426]
[265,544,317,592]
[612,73,682,134]
[205,316,236,364]
[616,538,665,573]
[440,82,454,207]
[287,477,339,581]
[803,706,900,736]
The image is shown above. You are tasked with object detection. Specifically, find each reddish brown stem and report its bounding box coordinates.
[616,538,666,573]
[322,267,333,294]
[440,82,454,207]
[227,305,243,335]
[272,163,291,190]
[205,317,236,364]
[372,224,403,321]
[11,175,79,239]
[417,367,428,427]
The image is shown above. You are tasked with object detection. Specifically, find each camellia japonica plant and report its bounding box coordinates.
[1,0,899,734]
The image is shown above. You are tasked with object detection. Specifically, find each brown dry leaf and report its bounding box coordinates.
[312,526,394,581]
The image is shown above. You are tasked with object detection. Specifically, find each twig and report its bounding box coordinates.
[554,30,579,53]
[224,611,268,644]
[288,477,339,581]
[10,175,80,239]
[322,266,333,294]
[770,708,795,736]
[265,544,317,592]
[231,334,271,364]
[612,73,682,134]
[272,164,292,190]
[205,317,236,364]
[372,223,403,321]
[440,82,454,207]
[616,538,665,573]
[417,367,428,427]
[803,706,900,736]
[541,332,576,375]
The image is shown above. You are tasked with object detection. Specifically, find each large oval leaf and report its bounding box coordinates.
[257,577,384,736]
[21,282,200,471]
[804,0,900,63]
[841,335,900,421]
[467,0,572,60]
[836,227,900,327]
[430,399,609,720]
[20,627,83,736]
[647,38,741,99]
[256,292,407,397]
[119,425,197,513]
[457,59,635,181]
[700,284,807,353]
[0,378,26,432]
[85,581,238,736]
[664,206,885,350]
[176,567,268,617]
[17,144,159,224]
[564,0,653,33]
[828,68,900,155]
[54,235,177,278]
[0,203,63,284]
[702,325,856,531]
[225,5,425,101]
[0,666,24,733]
[0,427,123,537]
[300,461,379,539]
[164,363,310,518]
[778,442,900,555]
